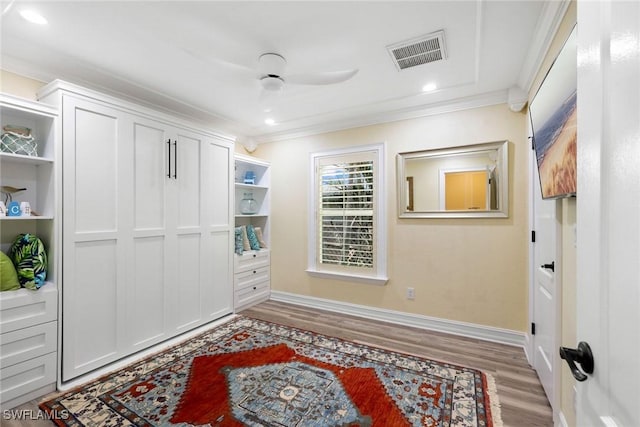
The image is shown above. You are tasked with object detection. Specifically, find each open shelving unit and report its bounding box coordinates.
[0,93,59,409]
[233,154,271,311]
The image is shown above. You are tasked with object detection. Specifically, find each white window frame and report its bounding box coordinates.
[307,143,388,285]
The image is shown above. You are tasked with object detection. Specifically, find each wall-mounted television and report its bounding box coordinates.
[529,25,577,199]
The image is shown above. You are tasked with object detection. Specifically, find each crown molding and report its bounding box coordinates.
[517,0,572,93]
[255,89,508,144]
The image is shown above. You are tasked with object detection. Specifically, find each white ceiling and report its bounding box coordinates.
[1,1,566,144]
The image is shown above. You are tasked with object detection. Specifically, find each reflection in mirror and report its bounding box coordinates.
[397,141,509,218]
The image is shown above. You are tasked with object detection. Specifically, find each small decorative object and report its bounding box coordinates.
[239,192,258,215]
[243,171,256,185]
[0,125,37,156]
[0,201,6,217]
[20,202,31,216]
[7,201,21,216]
[1,185,27,204]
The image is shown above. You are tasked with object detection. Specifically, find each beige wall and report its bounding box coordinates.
[252,104,529,331]
[527,1,577,425]
[0,70,45,99]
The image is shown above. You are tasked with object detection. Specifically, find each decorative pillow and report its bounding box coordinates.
[246,225,261,251]
[241,226,251,251]
[234,227,244,255]
[9,233,47,290]
[0,251,20,291]
[254,226,267,248]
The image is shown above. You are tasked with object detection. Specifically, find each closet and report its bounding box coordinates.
[39,81,234,382]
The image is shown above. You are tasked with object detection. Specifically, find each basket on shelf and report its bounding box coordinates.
[0,125,37,156]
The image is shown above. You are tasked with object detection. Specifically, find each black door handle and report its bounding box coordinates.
[560,342,594,382]
[541,261,555,272]
[166,139,172,178]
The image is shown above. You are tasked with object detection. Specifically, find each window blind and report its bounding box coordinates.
[317,159,375,269]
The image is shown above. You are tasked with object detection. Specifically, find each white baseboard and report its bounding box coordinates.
[270,291,525,348]
[523,332,533,364]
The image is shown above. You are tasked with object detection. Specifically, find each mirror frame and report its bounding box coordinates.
[397,140,509,218]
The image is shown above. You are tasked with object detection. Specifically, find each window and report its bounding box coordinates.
[308,143,387,285]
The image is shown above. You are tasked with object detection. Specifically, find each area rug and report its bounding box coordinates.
[41,316,502,426]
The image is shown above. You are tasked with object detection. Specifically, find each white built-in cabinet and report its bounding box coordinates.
[0,94,58,409]
[234,155,271,310]
[39,81,234,382]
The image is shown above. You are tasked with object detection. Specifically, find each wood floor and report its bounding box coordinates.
[242,300,553,427]
[6,299,552,426]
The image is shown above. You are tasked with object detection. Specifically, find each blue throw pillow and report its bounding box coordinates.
[234,227,244,255]
[246,225,261,251]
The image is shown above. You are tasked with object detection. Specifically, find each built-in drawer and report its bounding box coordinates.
[234,280,270,310]
[1,321,57,369]
[0,352,56,405]
[234,249,270,273]
[0,284,57,334]
[234,266,270,290]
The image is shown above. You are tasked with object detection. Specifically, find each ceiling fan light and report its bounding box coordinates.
[261,76,284,92]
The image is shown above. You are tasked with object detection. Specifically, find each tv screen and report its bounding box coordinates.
[529,25,577,199]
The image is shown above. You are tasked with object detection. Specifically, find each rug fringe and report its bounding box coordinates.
[485,372,504,427]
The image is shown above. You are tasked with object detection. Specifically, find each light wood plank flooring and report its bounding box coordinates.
[5,299,552,426]
[243,300,553,427]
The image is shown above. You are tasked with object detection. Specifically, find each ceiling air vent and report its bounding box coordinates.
[387,30,447,71]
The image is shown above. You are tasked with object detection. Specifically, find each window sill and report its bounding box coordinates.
[305,269,388,286]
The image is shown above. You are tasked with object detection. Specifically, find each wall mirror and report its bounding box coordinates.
[397,140,509,218]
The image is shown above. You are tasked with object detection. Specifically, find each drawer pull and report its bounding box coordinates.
[253,270,257,274]
[253,286,257,290]
[253,254,257,258]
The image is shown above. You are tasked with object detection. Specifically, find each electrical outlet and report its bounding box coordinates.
[406,287,415,300]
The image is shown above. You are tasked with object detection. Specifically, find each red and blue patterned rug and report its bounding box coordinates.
[41,316,502,426]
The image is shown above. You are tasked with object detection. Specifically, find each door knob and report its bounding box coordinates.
[559,342,594,382]
[541,261,555,272]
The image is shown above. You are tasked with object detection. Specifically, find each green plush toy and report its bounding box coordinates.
[0,251,21,291]
[9,234,47,290]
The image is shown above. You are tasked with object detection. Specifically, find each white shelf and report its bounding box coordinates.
[0,216,54,220]
[235,214,268,218]
[235,182,268,190]
[0,152,54,165]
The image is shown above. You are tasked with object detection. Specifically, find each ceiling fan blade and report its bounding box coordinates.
[286,69,359,85]
[182,48,257,78]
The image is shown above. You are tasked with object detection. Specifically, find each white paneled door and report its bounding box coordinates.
[576,0,640,425]
[62,97,126,380]
[531,151,559,413]
[60,91,233,382]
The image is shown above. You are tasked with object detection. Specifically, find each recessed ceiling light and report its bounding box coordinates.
[20,9,48,25]
[264,118,276,126]
[422,83,437,92]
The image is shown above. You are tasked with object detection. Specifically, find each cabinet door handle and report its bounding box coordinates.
[253,270,256,274]
[173,140,178,179]
[166,139,172,178]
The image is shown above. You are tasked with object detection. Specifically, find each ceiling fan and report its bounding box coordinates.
[255,53,359,93]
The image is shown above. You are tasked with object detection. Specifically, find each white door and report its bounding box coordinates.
[531,145,560,410]
[128,118,170,351]
[575,1,640,425]
[61,96,130,381]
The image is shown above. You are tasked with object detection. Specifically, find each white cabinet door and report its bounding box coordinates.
[127,118,171,351]
[167,130,205,332]
[61,96,131,381]
[202,139,233,321]
[59,90,233,382]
